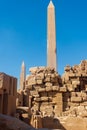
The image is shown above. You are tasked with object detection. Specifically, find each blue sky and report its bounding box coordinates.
[0,0,87,84]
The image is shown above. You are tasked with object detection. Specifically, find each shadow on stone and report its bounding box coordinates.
[42,116,66,130]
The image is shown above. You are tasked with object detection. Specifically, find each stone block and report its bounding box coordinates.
[30,91,38,96]
[72,80,80,85]
[59,86,67,92]
[26,85,32,90]
[29,67,38,74]
[44,77,51,82]
[64,65,71,72]
[45,82,52,87]
[28,77,36,86]
[80,102,87,106]
[71,92,76,97]
[67,84,74,92]
[48,97,52,102]
[35,73,44,80]
[46,86,52,92]
[52,86,59,91]
[41,97,48,101]
[36,79,43,85]
[71,97,82,103]
[51,77,58,83]
[34,98,41,102]
[38,88,46,92]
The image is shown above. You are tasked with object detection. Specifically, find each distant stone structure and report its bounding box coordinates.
[47,0,57,71]
[0,73,17,115]
[20,61,26,90]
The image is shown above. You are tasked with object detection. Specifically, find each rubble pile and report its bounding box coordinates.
[16,60,87,128]
[62,60,87,116]
[25,67,63,117]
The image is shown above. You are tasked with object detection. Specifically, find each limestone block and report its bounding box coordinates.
[82,73,87,76]
[46,86,52,92]
[72,80,80,85]
[64,65,71,72]
[52,93,62,104]
[69,102,80,107]
[52,86,59,91]
[30,91,38,96]
[71,92,76,97]
[44,76,51,82]
[51,77,58,83]
[62,73,69,83]
[45,82,52,87]
[35,73,44,80]
[54,105,63,116]
[36,79,43,85]
[67,84,74,92]
[33,85,41,91]
[75,73,81,77]
[29,67,38,74]
[37,66,46,73]
[80,102,87,106]
[71,97,82,103]
[31,104,39,111]
[77,106,85,112]
[26,85,32,90]
[33,94,39,98]
[28,77,36,86]
[81,92,87,97]
[82,96,87,102]
[34,98,41,102]
[50,74,55,78]
[59,86,67,92]
[79,110,87,117]
[76,92,82,97]
[41,97,48,101]
[48,97,52,101]
[38,88,46,92]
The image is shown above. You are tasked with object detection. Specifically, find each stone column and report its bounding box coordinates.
[47,0,57,71]
[20,61,26,90]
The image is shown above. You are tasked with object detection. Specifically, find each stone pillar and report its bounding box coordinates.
[47,0,57,71]
[20,61,26,90]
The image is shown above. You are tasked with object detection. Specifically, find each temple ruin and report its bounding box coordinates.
[0,0,87,130]
[0,73,17,115]
[16,60,87,128]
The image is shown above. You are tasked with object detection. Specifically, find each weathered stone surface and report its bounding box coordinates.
[17,60,87,129]
[58,117,87,130]
[0,73,17,115]
[59,87,67,92]
[71,97,82,103]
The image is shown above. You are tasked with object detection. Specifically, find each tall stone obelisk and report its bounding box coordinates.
[20,61,26,90]
[47,0,57,71]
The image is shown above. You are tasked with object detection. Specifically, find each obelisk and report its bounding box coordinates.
[20,61,26,90]
[47,0,57,71]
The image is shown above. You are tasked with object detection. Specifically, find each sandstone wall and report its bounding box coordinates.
[0,73,17,115]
